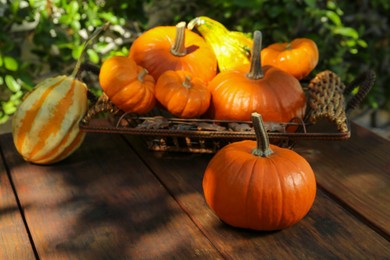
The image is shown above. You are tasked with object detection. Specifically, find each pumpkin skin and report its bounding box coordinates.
[129,22,217,83]
[155,70,211,118]
[99,56,156,114]
[208,31,306,123]
[12,75,88,164]
[203,113,317,231]
[209,65,306,122]
[261,38,319,80]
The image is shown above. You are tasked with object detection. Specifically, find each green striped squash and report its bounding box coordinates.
[11,23,108,165]
[12,75,88,164]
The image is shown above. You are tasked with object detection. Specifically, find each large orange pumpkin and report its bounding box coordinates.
[99,56,156,114]
[261,38,319,80]
[203,113,317,231]
[155,70,211,118]
[208,31,306,123]
[129,21,217,83]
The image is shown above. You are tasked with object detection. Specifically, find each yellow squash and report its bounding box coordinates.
[188,16,253,72]
[12,24,108,164]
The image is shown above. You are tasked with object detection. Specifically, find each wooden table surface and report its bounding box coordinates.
[1,121,389,259]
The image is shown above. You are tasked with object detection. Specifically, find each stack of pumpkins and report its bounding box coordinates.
[12,17,318,231]
[99,16,318,231]
[100,16,319,123]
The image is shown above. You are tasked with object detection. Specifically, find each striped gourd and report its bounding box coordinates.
[12,23,108,164]
[12,76,88,164]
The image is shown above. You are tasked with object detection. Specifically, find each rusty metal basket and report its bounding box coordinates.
[79,67,375,153]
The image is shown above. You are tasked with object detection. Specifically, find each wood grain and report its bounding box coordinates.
[1,133,221,259]
[126,134,390,259]
[0,137,36,259]
[295,121,390,237]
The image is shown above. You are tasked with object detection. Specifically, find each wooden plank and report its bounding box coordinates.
[0,136,36,260]
[294,122,390,236]
[0,133,221,259]
[126,135,390,259]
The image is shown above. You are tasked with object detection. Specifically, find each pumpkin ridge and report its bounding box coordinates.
[15,76,67,155]
[276,149,316,223]
[29,78,82,160]
[50,131,85,164]
[247,157,265,229]
[33,117,83,163]
[228,149,254,227]
[268,153,288,228]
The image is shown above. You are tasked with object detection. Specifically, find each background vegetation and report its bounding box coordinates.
[1,0,389,125]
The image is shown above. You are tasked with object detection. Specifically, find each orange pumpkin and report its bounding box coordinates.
[203,113,317,231]
[155,70,211,118]
[261,38,319,80]
[99,56,156,114]
[129,21,217,83]
[208,31,306,123]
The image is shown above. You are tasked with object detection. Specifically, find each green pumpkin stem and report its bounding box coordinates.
[182,75,192,89]
[71,22,110,79]
[138,68,149,82]
[251,112,273,157]
[247,30,264,80]
[171,21,187,57]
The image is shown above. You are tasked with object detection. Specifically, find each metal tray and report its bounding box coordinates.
[79,67,375,153]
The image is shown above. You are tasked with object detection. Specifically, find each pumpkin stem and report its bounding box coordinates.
[251,112,273,157]
[138,68,149,82]
[285,42,292,50]
[182,75,192,89]
[71,22,110,79]
[171,21,187,57]
[246,30,264,80]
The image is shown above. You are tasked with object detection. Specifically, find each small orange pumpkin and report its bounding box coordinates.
[129,21,217,83]
[155,70,211,118]
[203,113,317,231]
[99,56,156,114]
[208,31,306,123]
[261,38,319,80]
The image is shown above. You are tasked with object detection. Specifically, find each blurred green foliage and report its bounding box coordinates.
[1,0,389,124]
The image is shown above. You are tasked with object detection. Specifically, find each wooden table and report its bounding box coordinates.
[1,121,389,259]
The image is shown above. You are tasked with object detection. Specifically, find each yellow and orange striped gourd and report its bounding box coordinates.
[12,23,108,164]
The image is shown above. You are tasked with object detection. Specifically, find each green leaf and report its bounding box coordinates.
[2,100,17,115]
[334,27,359,39]
[67,1,79,14]
[357,39,368,48]
[304,0,316,8]
[325,10,342,26]
[5,75,21,92]
[87,49,99,64]
[4,56,19,71]
[72,45,83,60]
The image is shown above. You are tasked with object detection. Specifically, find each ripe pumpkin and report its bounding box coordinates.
[203,112,317,231]
[12,24,109,164]
[155,70,211,118]
[99,56,156,114]
[208,31,306,123]
[129,21,217,83]
[261,38,319,80]
[187,16,253,71]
